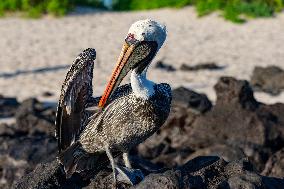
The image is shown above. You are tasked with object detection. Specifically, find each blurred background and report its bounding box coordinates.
[1,1,284,188]
[0,0,284,106]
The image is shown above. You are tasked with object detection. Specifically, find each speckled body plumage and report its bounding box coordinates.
[80,83,171,153]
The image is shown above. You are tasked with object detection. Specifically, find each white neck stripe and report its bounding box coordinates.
[130,69,155,100]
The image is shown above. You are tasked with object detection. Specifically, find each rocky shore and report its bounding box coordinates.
[0,74,284,189]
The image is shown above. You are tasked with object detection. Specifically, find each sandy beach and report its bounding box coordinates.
[1,6,284,104]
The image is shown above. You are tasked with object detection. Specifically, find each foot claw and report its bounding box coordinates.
[115,166,144,185]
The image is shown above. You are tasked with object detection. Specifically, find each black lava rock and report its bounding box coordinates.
[172,87,212,113]
[155,61,176,72]
[0,95,19,118]
[180,62,224,71]
[251,66,284,95]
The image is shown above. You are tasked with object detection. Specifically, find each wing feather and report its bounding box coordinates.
[55,48,96,153]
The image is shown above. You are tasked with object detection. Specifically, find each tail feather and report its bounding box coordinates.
[59,142,83,178]
[58,142,117,179]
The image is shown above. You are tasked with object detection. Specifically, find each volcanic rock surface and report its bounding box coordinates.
[1,76,284,188]
[0,98,57,188]
[0,95,19,118]
[180,62,224,71]
[154,61,176,72]
[137,77,284,173]
[14,157,284,189]
[251,66,284,95]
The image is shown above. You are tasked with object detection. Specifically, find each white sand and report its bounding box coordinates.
[0,7,284,105]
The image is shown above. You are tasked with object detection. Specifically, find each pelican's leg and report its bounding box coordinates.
[105,146,117,188]
[113,152,144,185]
[123,152,132,168]
[105,147,144,187]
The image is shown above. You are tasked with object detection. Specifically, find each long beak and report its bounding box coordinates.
[98,42,135,108]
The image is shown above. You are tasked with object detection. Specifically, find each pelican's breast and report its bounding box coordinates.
[80,83,171,153]
[105,83,172,151]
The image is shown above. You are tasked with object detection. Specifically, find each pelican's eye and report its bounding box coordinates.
[125,33,139,45]
[126,33,135,40]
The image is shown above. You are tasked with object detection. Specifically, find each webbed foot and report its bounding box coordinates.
[116,166,144,186]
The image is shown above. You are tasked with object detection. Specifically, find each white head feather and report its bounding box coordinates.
[127,19,167,50]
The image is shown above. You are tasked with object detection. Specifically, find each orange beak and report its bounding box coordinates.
[98,42,135,108]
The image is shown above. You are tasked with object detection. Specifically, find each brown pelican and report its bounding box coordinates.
[55,19,171,186]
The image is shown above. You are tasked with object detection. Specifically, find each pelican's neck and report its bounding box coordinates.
[131,67,155,100]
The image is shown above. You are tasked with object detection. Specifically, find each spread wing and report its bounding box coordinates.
[55,48,96,153]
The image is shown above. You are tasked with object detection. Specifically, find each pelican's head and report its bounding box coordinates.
[127,19,167,50]
[99,19,167,108]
